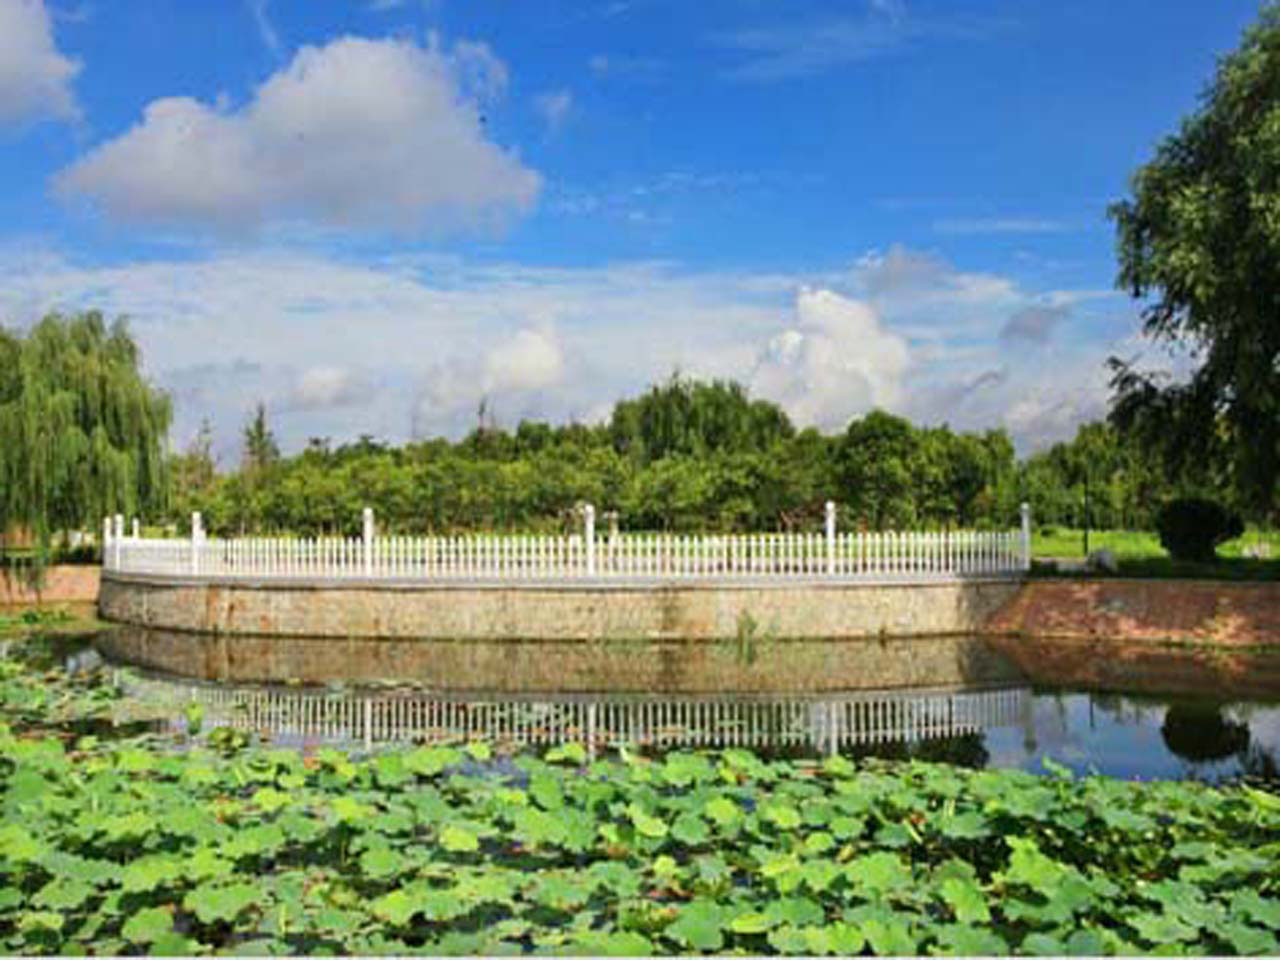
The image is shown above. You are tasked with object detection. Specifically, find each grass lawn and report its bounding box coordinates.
[1031,527,1280,581]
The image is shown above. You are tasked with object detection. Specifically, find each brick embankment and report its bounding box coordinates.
[986,578,1280,646]
[0,565,100,606]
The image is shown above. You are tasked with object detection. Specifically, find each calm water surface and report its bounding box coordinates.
[41,630,1280,787]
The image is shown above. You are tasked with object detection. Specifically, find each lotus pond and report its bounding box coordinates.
[1,633,1279,955]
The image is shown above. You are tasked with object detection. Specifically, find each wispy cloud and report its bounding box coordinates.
[1000,303,1069,344]
[533,89,573,136]
[588,53,665,80]
[934,217,1069,235]
[716,1,1004,82]
[246,0,280,56]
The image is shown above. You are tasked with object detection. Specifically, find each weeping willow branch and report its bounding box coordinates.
[0,311,171,580]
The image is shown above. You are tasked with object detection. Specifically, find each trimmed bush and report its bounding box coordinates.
[1154,497,1243,562]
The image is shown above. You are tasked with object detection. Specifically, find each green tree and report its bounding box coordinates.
[238,402,279,532]
[1109,5,1280,519]
[839,410,920,530]
[169,419,216,529]
[0,312,170,561]
[610,374,793,464]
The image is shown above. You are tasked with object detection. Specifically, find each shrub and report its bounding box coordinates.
[1155,497,1243,562]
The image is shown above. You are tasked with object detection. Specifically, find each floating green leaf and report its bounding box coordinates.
[671,812,710,846]
[183,881,260,925]
[663,900,724,951]
[932,923,1009,956]
[121,906,172,944]
[440,823,480,853]
[544,742,587,765]
[939,876,990,924]
[728,911,776,934]
[627,803,668,839]
[761,802,801,830]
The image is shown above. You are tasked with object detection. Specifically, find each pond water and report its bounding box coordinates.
[24,630,1280,788]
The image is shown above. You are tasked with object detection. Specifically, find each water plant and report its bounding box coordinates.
[0,638,1277,954]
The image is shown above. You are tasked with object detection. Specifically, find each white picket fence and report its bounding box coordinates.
[102,502,1032,582]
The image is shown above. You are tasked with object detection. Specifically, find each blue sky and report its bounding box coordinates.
[0,0,1263,460]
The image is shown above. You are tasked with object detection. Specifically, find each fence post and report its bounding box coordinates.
[824,500,836,576]
[362,507,374,578]
[191,512,202,576]
[102,517,112,570]
[583,503,596,576]
[605,510,619,573]
[113,514,124,570]
[1019,502,1031,572]
[132,517,140,539]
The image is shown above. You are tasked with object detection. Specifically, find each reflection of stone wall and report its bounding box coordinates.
[987,635,1280,701]
[98,574,1019,642]
[100,627,1026,691]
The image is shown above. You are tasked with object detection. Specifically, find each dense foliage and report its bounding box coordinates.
[2,722,1280,953]
[167,377,1189,538]
[1,638,1278,954]
[0,312,170,559]
[1109,4,1280,522]
[1155,498,1246,563]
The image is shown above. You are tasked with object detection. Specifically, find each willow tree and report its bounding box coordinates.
[0,311,171,562]
[1109,5,1280,519]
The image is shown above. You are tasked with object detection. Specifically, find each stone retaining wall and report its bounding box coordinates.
[98,573,1020,641]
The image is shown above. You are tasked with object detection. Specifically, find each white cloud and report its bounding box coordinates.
[853,244,1018,307]
[533,89,573,135]
[749,287,910,429]
[717,4,1005,82]
[54,35,540,234]
[485,326,565,394]
[286,366,366,411]
[0,0,81,125]
[0,244,1131,455]
[246,0,281,55]
[933,217,1069,235]
[587,53,665,79]
[1000,303,1069,344]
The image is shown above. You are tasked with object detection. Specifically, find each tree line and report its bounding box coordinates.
[168,377,1183,538]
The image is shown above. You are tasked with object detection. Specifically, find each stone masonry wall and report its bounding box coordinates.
[99,573,1020,641]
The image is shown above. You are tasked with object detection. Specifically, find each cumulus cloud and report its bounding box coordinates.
[284,365,367,411]
[0,244,1130,455]
[54,35,540,233]
[485,326,565,394]
[749,287,910,430]
[533,89,572,135]
[0,0,81,125]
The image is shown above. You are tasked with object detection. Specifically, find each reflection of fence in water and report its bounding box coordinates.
[123,674,1028,753]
